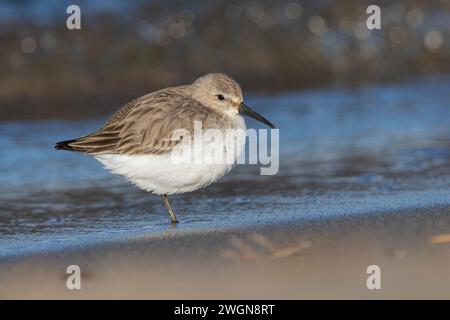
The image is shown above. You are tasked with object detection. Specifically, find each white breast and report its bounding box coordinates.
[95,115,246,195]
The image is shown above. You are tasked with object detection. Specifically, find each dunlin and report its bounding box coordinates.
[55,73,274,224]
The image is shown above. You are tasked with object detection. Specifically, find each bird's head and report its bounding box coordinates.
[192,73,275,128]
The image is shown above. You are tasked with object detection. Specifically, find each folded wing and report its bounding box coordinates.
[57,89,228,155]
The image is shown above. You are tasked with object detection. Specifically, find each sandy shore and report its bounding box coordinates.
[1,205,450,299]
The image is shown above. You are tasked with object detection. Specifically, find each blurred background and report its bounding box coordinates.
[0,0,449,120]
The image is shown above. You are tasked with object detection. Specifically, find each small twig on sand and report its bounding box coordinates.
[429,234,450,244]
[221,233,311,261]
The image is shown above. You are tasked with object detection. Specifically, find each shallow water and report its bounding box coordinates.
[1,77,450,258]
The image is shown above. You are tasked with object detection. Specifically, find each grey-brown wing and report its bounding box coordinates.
[67,91,226,155]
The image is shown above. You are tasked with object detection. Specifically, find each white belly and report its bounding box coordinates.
[95,116,246,195]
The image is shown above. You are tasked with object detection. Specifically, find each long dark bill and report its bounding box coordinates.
[239,102,275,129]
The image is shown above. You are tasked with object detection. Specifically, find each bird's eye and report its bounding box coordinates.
[217,94,225,101]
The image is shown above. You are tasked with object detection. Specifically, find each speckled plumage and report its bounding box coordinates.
[60,74,243,155]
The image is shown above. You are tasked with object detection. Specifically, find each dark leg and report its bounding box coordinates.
[161,194,178,224]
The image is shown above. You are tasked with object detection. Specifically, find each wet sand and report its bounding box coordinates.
[1,204,450,299]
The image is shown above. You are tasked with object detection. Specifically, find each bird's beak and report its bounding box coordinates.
[239,102,275,129]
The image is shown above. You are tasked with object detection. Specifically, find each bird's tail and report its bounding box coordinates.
[54,139,79,151]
